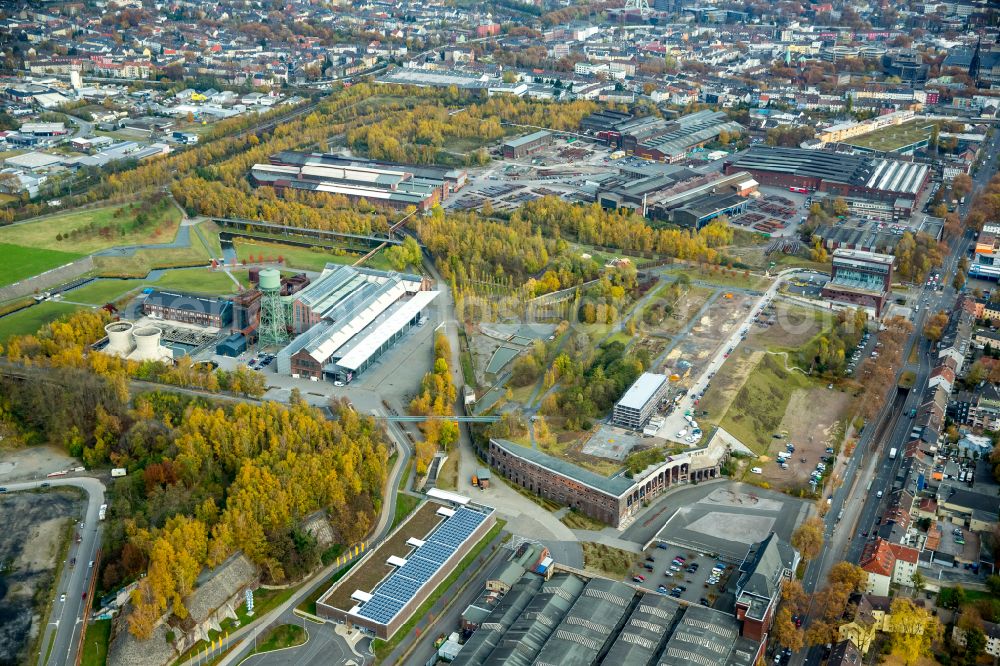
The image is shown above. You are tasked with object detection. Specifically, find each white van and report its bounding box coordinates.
[676,429,687,438]
[751,467,763,474]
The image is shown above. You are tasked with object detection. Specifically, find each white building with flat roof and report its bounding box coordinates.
[612,372,670,430]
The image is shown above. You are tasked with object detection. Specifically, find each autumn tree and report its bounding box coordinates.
[922,310,949,341]
[952,173,973,199]
[888,597,942,665]
[773,607,804,651]
[791,516,825,562]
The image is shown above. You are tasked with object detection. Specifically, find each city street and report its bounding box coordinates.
[793,128,997,666]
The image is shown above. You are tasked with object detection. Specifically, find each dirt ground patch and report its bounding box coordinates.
[660,291,754,384]
[697,350,763,424]
[759,386,852,490]
[0,489,83,665]
[643,284,715,336]
[0,445,80,483]
[746,301,824,350]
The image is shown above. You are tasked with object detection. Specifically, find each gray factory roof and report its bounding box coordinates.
[376,67,495,89]
[270,151,467,182]
[639,110,743,156]
[452,576,544,666]
[864,159,928,196]
[534,578,634,666]
[503,130,552,149]
[603,595,682,666]
[659,603,752,666]
[491,438,634,497]
[727,146,870,184]
[143,290,231,317]
[453,568,766,666]
[671,192,747,220]
[617,372,669,411]
[480,573,585,666]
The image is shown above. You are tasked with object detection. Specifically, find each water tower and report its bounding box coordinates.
[257,268,287,347]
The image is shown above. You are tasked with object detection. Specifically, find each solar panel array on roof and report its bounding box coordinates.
[354,506,489,626]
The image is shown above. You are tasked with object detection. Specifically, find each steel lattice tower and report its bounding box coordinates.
[256,269,287,348]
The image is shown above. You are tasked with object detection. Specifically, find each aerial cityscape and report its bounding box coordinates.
[0,0,998,665]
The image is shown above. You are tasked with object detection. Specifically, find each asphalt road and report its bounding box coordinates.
[238,621,355,666]
[2,476,106,666]
[792,128,996,666]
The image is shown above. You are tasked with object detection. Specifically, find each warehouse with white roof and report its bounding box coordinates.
[276,264,438,383]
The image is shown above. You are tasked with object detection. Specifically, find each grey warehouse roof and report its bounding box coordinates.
[504,130,552,149]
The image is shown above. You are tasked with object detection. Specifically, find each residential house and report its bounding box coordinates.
[937,483,1000,532]
[858,538,919,596]
[827,638,862,666]
[968,384,1000,431]
[838,594,891,654]
[953,618,1000,658]
[928,365,956,395]
[957,433,992,459]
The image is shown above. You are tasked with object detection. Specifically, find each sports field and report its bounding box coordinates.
[0,203,182,254]
[845,120,934,152]
[1,242,83,288]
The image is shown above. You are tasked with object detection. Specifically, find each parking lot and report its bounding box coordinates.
[631,548,736,607]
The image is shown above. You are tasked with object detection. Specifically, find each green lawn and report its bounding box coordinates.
[233,238,394,272]
[65,269,249,305]
[665,266,771,291]
[0,203,182,254]
[0,301,82,342]
[93,245,211,277]
[1,242,84,288]
[392,494,421,531]
[195,220,224,258]
[64,278,144,305]
[80,620,111,666]
[245,625,306,656]
[147,268,248,294]
[717,353,813,453]
[845,120,935,152]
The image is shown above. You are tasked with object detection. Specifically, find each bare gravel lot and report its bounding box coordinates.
[0,489,83,665]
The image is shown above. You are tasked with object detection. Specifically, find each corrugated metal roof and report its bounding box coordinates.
[335,290,438,370]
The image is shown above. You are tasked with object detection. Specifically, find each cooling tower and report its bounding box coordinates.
[104,321,134,355]
[132,326,163,360]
